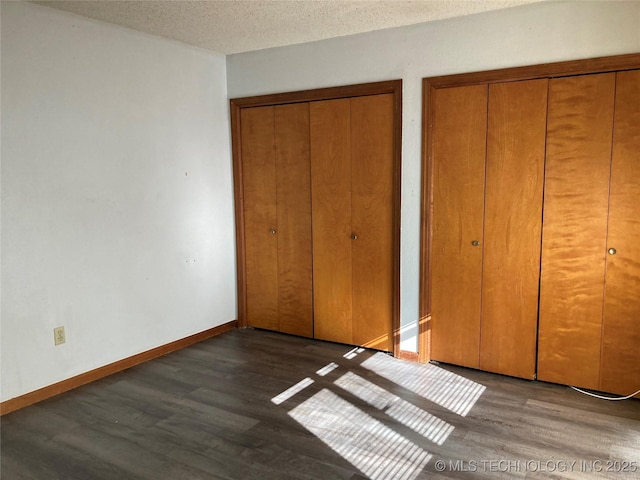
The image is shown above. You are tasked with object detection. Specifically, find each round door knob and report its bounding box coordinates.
[608,247,616,255]
[269,228,277,235]
[351,234,358,240]
[471,240,480,247]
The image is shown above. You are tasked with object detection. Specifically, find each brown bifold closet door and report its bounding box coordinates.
[538,73,616,390]
[241,104,313,337]
[241,106,279,331]
[430,85,487,368]
[310,99,353,344]
[310,94,394,351]
[600,70,640,396]
[274,103,313,337]
[350,94,394,351]
[479,79,547,379]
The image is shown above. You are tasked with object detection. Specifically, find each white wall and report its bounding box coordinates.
[2,1,639,403]
[1,2,236,402]
[227,0,640,352]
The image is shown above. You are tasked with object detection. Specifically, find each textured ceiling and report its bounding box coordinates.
[32,0,543,55]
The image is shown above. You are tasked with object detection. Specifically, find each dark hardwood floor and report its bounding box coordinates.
[2,329,639,479]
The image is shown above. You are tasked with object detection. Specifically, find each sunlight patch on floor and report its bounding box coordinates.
[344,347,366,359]
[335,371,454,445]
[316,362,340,376]
[271,377,314,405]
[361,352,485,416]
[288,388,432,480]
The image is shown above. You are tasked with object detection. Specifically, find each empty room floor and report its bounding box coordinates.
[2,329,639,479]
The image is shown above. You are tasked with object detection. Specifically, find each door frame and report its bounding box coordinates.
[230,80,403,356]
[419,53,640,363]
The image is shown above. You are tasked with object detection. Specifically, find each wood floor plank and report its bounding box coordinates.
[2,329,639,480]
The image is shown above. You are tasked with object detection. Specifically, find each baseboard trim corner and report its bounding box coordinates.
[398,350,420,362]
[0,320,237,416]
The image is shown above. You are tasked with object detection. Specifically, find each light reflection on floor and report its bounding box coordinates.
[288,389,432,480]
[271,347,486,479]
[344,347,365,360]
[316,362,339,376]
[335,371,454,445]
[271,377,314,405]
[362,352,486,416]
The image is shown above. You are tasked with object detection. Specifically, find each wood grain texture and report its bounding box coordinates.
[538,73,616,390]
[310,99,353,345]
[600,70,640,396]
[241,106,279,331]
[430,85,487,369]
[0,321,237,416]
[274,103,313,338]
[424,53,640,89]
[419,84,435,364]
[230,103,249,328]
[420,55,640,366]
[231,80,402,348]
[350,94,394,352]
[231,79,402,108]
[3,329,639,480]
[479,80,547,380]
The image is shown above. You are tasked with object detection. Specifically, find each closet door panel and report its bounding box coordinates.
[538,74,616,389]
[480,79,547,379]
[431,85,487,368]
[600,70,640,395]
[241,106,279,330]
[310,99,353,344]
[351,94,394,352]
[275,103,313,337]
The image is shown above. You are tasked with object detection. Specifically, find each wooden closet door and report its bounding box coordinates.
[480,80,547,379]
[538,74,616,389]
[274,103,313,337]
[430,85,487,368]
[600,70,640,396]
[241,106,279,330]
[310,99,353,344]
[351,94,394,351]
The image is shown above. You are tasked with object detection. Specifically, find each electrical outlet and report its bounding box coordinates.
[54,326,65,346]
